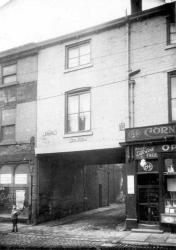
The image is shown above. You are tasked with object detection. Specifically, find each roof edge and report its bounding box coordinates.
[0,2,172,58]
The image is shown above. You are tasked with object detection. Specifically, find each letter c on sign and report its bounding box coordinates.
[162,145,170,151]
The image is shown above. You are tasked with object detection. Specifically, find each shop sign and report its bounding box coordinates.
[69,137,87,143]
[140,159,153,171]
[163,216,175,223]
[135,146,158,159]
[158,144,176,152]
[126,123,176,141]
[0,144,31,156]
[135,144,176,159]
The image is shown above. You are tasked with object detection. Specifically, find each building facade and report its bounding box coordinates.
[35,13,127,221]
[35,1,176,227]
[0,1,175,231]
[121,2,176,232]
[0,44,38,223]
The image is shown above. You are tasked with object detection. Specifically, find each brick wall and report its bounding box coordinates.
[130,16,175,127]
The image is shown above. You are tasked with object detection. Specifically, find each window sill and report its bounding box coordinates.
[0,140,16,145]
[64,63,93,73]
[0,81,18,89]
[63,131,93,138]
[165,44,176,50]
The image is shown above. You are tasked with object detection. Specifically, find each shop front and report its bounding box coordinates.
[121,123,176,232]
[0,142,35,223]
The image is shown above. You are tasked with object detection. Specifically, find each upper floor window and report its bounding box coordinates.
[66,89,90,133]
[1,108,16,141]
[167,18,176,45]
[66,41,91,69]
[2,64,17,85]
[169,72,176,122]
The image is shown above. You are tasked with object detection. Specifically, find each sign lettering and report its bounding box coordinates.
[69,137,87,143]
[135,144,176,159]
[43,131,57,136]
[126,123,176,141]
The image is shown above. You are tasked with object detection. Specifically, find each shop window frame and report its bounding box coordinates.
[168,71,176,122]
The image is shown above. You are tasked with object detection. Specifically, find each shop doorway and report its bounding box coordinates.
[137,173,159,224]
[0,164,30,216]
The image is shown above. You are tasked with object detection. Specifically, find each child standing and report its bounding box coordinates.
[11,205,20,233]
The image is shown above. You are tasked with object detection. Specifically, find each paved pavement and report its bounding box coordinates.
[0,203,176,249]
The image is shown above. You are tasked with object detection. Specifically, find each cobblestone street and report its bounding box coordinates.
[0,203,127,249]
[1,204,176,249]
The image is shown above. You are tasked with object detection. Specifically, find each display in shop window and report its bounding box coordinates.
[165,159,175,173]
[0,174,11,184]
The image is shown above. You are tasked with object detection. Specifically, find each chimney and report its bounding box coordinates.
[131,0,142,14]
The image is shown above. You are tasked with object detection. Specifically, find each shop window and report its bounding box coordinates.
[2,64,17,85]
[66,41,91,69]
[1,108,16,141]
[168,72,176,122]
[15,174,27,184]
[0,174,11,184]
[65,89,91,133]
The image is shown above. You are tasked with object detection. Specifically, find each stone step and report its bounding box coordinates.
[131,228,163,234]
[138,223,160,230]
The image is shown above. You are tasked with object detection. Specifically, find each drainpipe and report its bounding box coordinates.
[126,14,131,128]
[129,80,135,128]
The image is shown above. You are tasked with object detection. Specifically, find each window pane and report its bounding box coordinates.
[2,125,15,141]
[68,114,78,132]
[80,54,91,65]
[3,75,17,84]
[79,112,90,131]
[172,99,176,121]
[0,174,11,184]
[2,109,16,126]
[68,48,79,59]
[3,64,16,76]
[80,93,90,112]
[171,77,176,98]
[68,58,79,68]
[15,174,27,184]
[170,23,176,44]
[68,95,78,114]
[170,33,176,44]
[80,44,90,55]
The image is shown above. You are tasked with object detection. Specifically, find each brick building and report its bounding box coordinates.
[35,19,127,220]
[35,1,176,230]
[0,44,38,223]
[0,1,176,232]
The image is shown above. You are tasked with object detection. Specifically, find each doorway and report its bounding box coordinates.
[137,173,159,224]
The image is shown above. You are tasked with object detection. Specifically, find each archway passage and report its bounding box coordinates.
[38,148,126,221]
